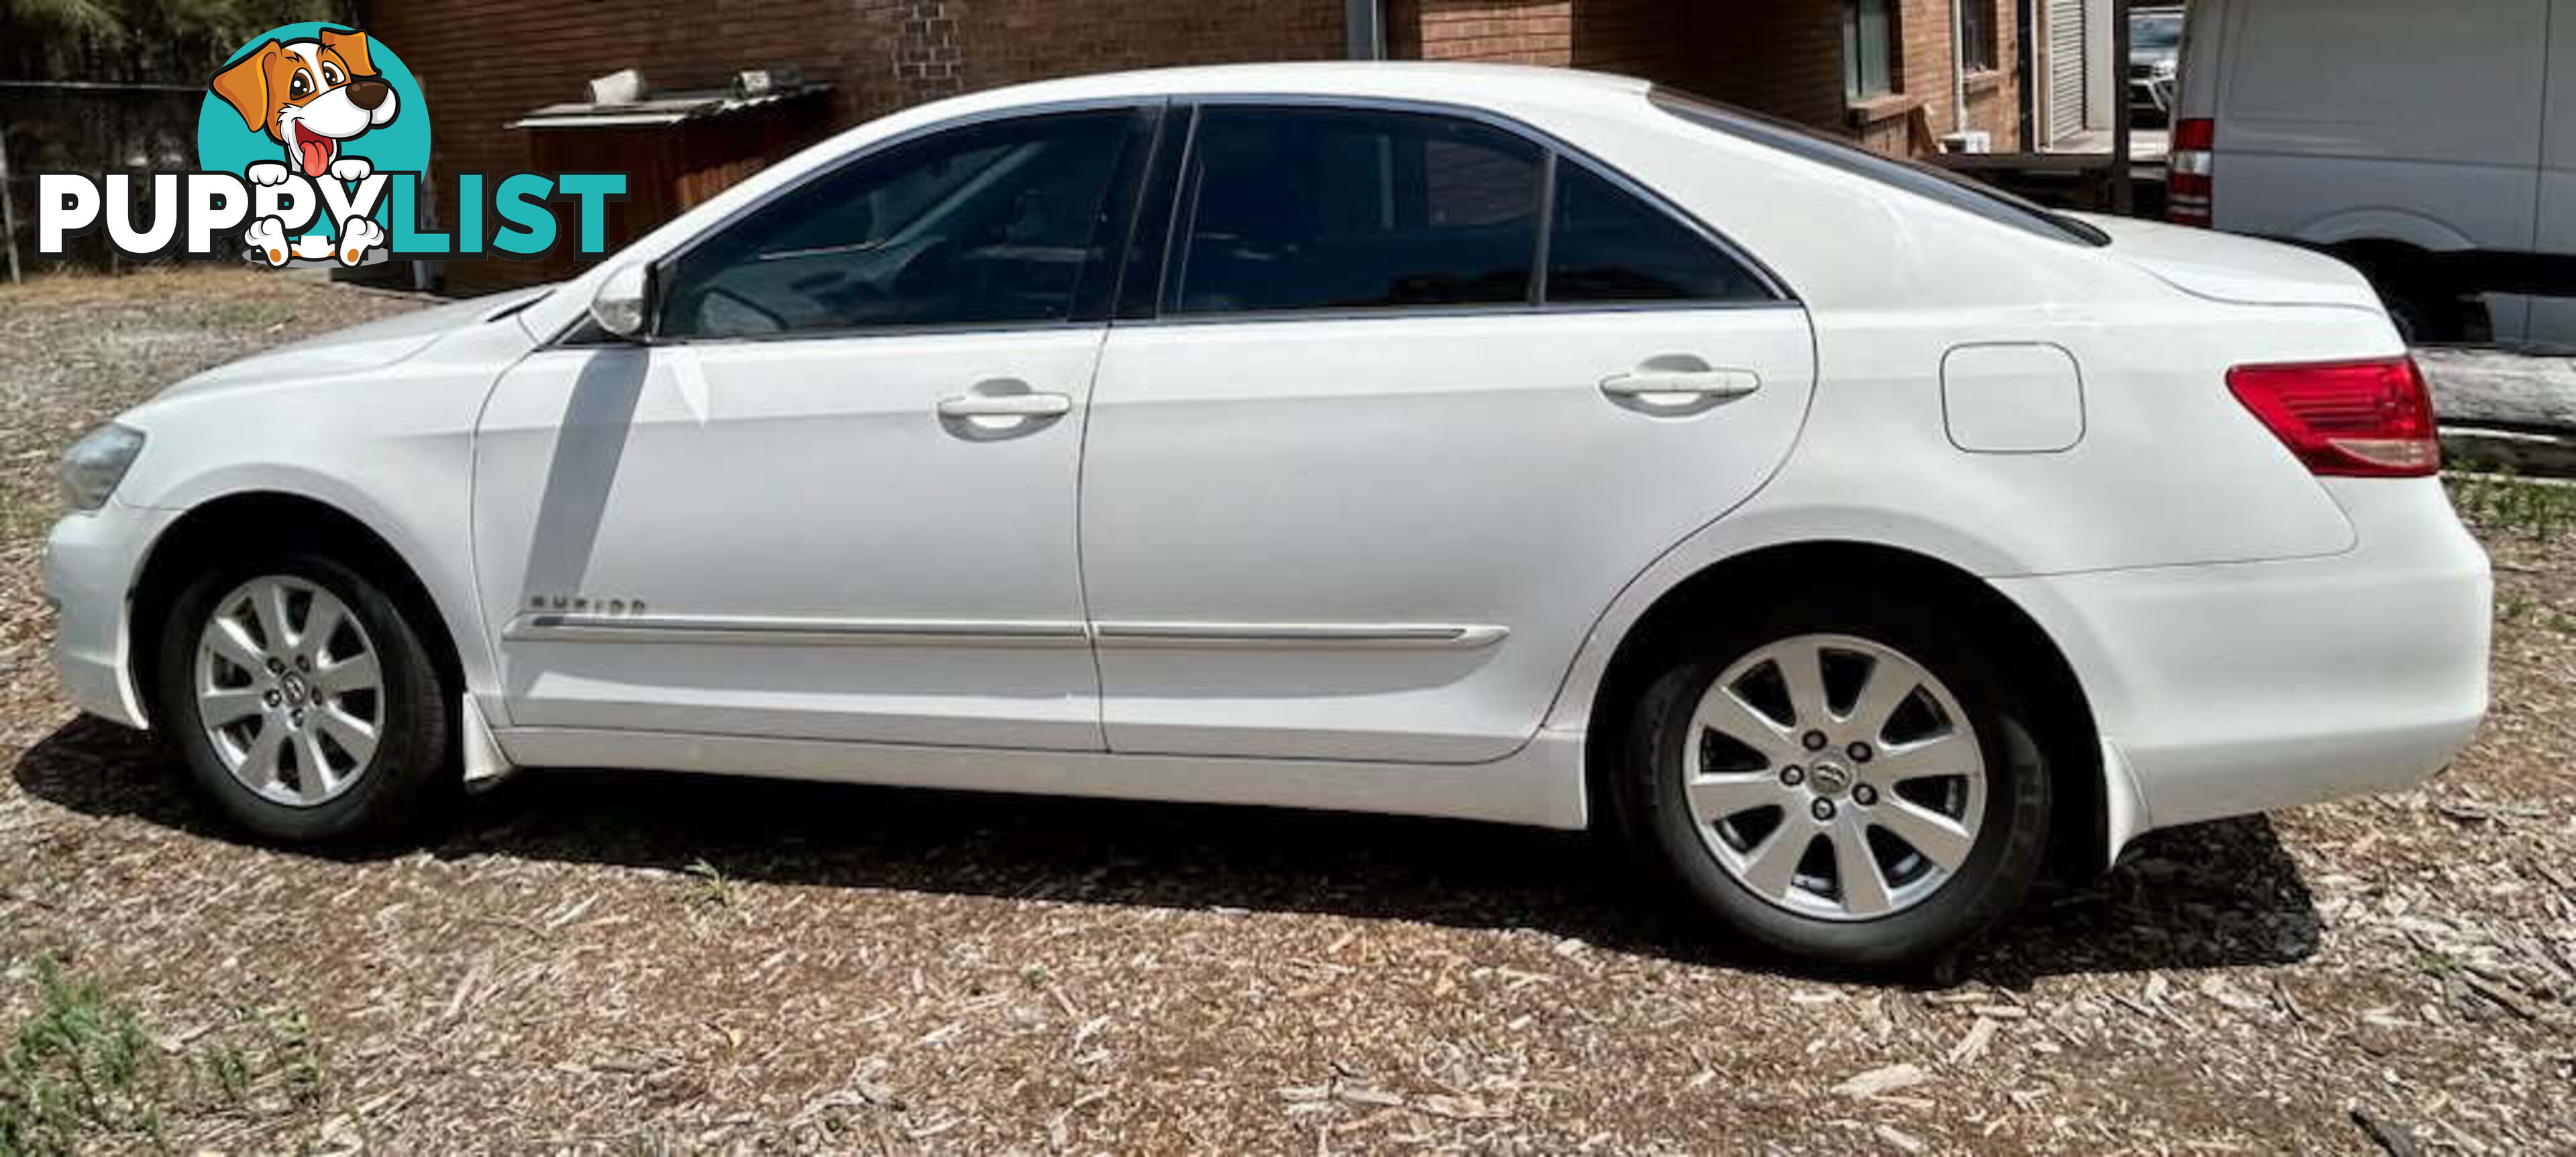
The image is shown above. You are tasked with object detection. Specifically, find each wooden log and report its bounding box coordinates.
[2412,349,2576,476]
[2416,347,2576,431]
[2441,427,2576,478]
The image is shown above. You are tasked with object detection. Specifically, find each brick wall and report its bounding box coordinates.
[959,0,1342,89]
[892,0,967,103]
[362,0,902,213]
[1389,0,1574,65]
[1385,0,1673,76]
[1688,1,1850,130]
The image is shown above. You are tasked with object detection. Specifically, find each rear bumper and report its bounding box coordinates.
[1994,478,2490,858]
[41,501,170,729]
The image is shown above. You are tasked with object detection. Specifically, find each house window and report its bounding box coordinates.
[1843,0,1897,101]
[1962,0,1999,73]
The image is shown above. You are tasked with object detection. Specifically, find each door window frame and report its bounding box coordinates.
[1126,94,1799,325]
[597,98,1171,347]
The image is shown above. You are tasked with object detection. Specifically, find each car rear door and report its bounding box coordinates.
[1078,101,1817,764]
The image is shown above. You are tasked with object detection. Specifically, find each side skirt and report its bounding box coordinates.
[491,725,1592,830]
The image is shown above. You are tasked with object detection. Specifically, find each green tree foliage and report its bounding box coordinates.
[0,1,344,269]
[0,0,343,84]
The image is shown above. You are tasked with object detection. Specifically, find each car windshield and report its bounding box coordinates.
[1649,88,2110,247]
[2131,13,2184,51]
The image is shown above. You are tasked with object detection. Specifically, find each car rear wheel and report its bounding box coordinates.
[1615,594,2051,971]
[155,553,453,844]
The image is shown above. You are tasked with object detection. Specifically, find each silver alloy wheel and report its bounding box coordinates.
[1683,633,1986,922]
[193,575,384,808]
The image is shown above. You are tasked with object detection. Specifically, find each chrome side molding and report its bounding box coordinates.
[1091,622,1509,649]
[502,613,1509,651]
[502,613,1092,648]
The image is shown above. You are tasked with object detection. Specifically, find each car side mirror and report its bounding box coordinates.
[588,263,653,340]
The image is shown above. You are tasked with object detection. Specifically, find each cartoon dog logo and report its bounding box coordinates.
[209,29,396,266]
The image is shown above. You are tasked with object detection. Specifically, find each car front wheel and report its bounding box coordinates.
[154,553,453,844]
[1617,596,2052,971]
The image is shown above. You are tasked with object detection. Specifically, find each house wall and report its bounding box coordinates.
[1385,0,1672,76]
[1881,0,2021,154]
[959,0,1343,92]
[358,0,1342,291]
[1386,0,2024,156]
[363,0,2028,292]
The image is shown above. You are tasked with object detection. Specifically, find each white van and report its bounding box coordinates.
[2170,0,2573,353]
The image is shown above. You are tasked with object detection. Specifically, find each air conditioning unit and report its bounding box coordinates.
[588,68,645,105]
[1939,130,1994,155]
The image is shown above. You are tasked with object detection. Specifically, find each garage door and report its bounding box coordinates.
[2047,0,2088,140]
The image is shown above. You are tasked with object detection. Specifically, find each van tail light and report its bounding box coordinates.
[2169,118,2214,227]
[2227,357,2440,478]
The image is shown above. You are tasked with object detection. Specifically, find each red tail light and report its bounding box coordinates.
[2226,357,2439,478]
[2169,118,2214,227]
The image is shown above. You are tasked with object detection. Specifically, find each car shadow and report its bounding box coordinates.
[12,714,2319,985]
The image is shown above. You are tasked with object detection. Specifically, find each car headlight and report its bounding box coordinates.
[2155,60,2178,78]
[56,423,146,512]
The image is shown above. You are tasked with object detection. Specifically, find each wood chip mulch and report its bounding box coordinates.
[2,268,2571,1154]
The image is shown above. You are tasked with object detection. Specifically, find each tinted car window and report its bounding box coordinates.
[1546,162,1772,304]
[1171,106,1543,314]
[659,110,1136,339]
[1650,88,2110,247]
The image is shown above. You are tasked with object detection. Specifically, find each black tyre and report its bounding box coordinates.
[1613,591,2051,971]
[2380,288,2435,345]
[2342,250,2487,346]
[154,552,453,844]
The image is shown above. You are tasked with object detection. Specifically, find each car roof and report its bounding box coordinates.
[909,60,1655,121]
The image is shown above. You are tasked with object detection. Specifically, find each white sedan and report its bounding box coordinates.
[45,64,2490,969]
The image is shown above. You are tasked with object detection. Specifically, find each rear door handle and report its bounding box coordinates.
[1599,370,1761,402]
[936,392,1073,419]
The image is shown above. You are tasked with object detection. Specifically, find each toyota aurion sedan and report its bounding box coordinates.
[46,64,2490,968]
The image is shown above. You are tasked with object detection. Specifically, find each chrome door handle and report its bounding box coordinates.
[1599,370,1761,401]
[937,392,1073,419]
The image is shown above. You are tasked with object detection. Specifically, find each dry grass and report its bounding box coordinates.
[0,267,424,543]
[2,268,2573,1154]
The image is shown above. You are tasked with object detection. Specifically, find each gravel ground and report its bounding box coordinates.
[1,268,2572,1154]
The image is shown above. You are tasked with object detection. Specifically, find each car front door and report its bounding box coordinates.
[472,105,1156,750]
[1080,102,1817,764]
